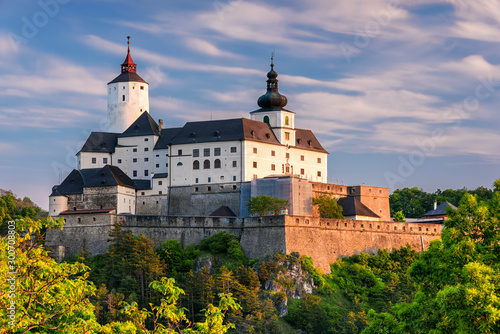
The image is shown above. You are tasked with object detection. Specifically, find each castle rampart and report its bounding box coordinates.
[46,214,442,273]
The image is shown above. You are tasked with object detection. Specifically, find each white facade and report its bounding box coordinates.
[107,80,149,133]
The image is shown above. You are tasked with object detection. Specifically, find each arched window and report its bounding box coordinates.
[263,115,270,124]
[285,116,289,126]
[193,160,200,170]
[214,159,221,168]
[204,159,210,169]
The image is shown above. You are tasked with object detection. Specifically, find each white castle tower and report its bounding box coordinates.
[107,37,149,133]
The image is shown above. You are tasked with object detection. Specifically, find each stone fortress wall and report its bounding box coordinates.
[47,213,442,273]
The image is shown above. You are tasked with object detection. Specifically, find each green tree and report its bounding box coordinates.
[392,210,406,222]
[364,182,500,334]
[246,195,289,216]
[312,194,344,219]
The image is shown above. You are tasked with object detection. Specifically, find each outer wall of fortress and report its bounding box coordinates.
[47,214,442,273]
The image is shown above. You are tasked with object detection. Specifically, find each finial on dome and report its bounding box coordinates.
[127,36,130,52]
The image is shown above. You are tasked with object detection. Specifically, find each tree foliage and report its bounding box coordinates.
[392,210,406,222]
[312,194,344,219]
[246,195,289,216]
[364,181,500,334]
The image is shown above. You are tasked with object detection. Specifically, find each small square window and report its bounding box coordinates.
[144,138,149,142]
[230,147,237,153]
[193,149,199,157]
[144,158,149,162]
[144,147,149,152]
[103,157,108,164]
[204,148,210,156]
[253,174,258,179]
[140,86,144,90]
[232,161,237,167]
[91,157,96,164]
[133,158,137,163]
[207,186,212,191]
[133,148,137,153]
[159,191,162,195]
[158,181,163,185]
[141,192,145,195]
[178,149,182,155]
[214,147,221,156]
[155,164,159,168]
[118,159,122,163]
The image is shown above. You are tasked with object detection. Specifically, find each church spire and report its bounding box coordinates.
[257,56,287,109]
[121,36,137,73]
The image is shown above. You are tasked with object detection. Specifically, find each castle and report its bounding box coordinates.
[46,40,441,272]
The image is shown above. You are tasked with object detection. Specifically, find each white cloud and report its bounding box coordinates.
[184,38,240,58]
[0,106,97,128]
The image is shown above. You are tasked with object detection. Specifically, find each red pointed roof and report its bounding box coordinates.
[121,40,137,73]
[108,37,147,84]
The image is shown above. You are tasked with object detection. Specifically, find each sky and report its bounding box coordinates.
[0,0,499,209]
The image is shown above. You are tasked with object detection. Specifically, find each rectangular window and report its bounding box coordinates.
[271,164,275,171]
[144,138,149,142]
[232,160,237,167]
[103,157,108,164]
[317,157,321,163]
[178,149,182,155]
[144,158,149,162]
[144,147,149,152]
[253,147,257,154]
[214,147,221,156]
[193,149,199,157]
[230,147,237,153]
[133,148,137,153]
[166,163,168,167]
[158,181,163,185]
[155,164,159,168]
[91,157,96,164]
[118,159,122,163]
[286,153,290,159]
[271,150,275,156]
[301,168,305,175]
[133,158,137,163]
[208,177,211,183]
[317,171,321,177]
[122,95,125,101]
[195,178,199,184]
[204,148,210,156]
[133,170,137,177]
[301,155,304,161]
[285,132,290,140]
[253,161,257,168]
[144,170,149,177]
[253,174,258,179]
[233,176,237,181]
[159,191,162,195]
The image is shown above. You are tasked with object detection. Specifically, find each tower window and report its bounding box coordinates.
[122,95,125,101]
[271,164,276,171]
[263,115,270,124]
[317,158,321,163]
[285,116,289,125]
[253,147,257,154]
[300,169,304,175]
[140,86,144,90]
[253,161,257,168]
[317,171,322,177]
[285,132,290,140]
[286,153,290,159]
[301,155,304,161]
[271,150,275,156]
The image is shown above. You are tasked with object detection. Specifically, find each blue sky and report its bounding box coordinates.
[1,0,499,209]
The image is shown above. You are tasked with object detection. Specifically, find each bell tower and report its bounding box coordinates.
[250,57,296,145]
[106,36,149,133]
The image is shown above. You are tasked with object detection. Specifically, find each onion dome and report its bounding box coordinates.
[257,57,288,109]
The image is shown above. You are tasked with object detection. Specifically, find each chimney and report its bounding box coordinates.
[434,201,437,210]
[158,119,163,130]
